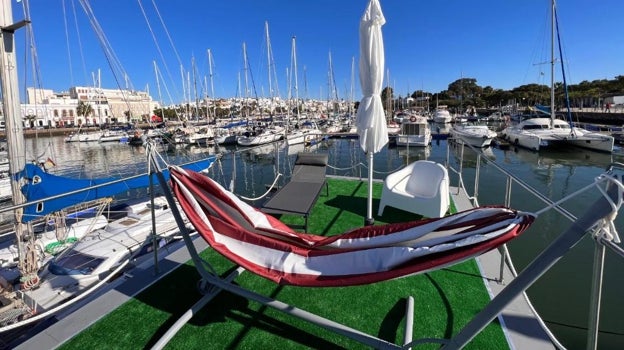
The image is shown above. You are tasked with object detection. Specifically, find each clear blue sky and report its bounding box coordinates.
[10,0,624,104]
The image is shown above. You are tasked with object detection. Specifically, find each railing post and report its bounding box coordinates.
[586,241,606,350]
[474,153,481,207]
[444,184,619,349]
[498,244,509,283]
[149,167,159,275]
[230,151,237,192]
[458,143,465,179]
[504,175,512,207]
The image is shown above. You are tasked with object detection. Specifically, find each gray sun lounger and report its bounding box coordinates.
[261,152,329,232]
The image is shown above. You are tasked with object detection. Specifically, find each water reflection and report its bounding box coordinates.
[448,140,495,168]
[396,145,430,164]
[13,134,624,349]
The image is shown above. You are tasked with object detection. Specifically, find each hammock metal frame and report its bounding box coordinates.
[145,148,622,350]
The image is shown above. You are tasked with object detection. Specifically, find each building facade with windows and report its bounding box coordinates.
[0,86,158,128]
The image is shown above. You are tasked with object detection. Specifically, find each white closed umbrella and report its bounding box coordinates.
[356,0,388,225]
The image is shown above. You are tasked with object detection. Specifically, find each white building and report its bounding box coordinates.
[0,86,158,128]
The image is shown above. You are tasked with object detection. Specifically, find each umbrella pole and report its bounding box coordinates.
[365,151,374,226]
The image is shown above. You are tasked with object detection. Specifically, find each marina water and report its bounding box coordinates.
[12,132,624,349]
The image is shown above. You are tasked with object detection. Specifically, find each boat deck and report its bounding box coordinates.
[452,186,555,350]
[15,181,555,350]
[13,237,209,349]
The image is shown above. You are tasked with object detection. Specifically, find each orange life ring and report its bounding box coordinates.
[410,116,417,122]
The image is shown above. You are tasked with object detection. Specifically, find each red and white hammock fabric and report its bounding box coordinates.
[169,166,535,287]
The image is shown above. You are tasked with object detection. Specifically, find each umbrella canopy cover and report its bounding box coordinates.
[355,0,388,154]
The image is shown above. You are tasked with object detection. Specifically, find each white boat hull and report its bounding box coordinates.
[501,118,614,152]
[395,120,431,147]
[24,198,187,312]
[286,129,324,146]
[65,132,103,142]
[99,130,129,143]
[450,125,497,148]
[0,215,109,270]
[237,128,284,146]
[395,135,431,147]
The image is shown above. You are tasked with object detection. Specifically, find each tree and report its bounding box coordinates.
[153,107,180,121]
[76,101,94,118]
[447,78,480,99]
[24,114,37,128]
[381,86,394,116]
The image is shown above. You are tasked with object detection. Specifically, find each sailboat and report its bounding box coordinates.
[236,41,284,147]
[500,0,614,153]
[285,36,323,146]
[0,0,217,331]
[0,200,110,272]
[20,195,190,314]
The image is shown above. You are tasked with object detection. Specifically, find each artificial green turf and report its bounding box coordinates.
[60,178,507,350]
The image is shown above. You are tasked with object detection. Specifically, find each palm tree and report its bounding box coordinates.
[24,114,37,128]
[76,101,94,124]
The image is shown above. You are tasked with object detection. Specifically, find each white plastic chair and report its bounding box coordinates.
[378,160,450,218]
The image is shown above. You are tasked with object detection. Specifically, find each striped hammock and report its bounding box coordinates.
[169,166,534,287]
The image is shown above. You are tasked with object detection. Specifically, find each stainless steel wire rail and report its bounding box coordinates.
[446,139,624,350]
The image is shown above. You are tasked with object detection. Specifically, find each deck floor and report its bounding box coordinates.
[15,183,555,350]
[450,185,555,350]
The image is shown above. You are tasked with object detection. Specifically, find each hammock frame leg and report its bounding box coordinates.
[188,266,415,349]
[153,254,420,349]
[404,296,414,348]
[151,267,244,350]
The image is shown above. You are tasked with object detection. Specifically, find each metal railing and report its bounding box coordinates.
[446,138,624,350]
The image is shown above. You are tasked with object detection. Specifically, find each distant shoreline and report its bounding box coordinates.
[2,111,624,139]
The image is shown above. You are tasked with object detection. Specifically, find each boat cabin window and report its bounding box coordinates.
[50,252,105,275]
[522,124,546,130]
[402,124,425,135]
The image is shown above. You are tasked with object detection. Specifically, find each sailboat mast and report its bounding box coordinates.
[265,22,273,99]
[285,67,291,121]
[191,56,200,118]
[350,56,355,115]
[327,50,339,114]
[207,48,216,121]
[291,36,300,121]
[303,65,308,102]
[550,0,555,125]
[386,68,391,121]
[242,42,251,119]
[179,65,187,118]
[0,0,33,276]
[153,61,165,120]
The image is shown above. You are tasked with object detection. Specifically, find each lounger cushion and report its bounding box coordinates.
[294,153,328,167]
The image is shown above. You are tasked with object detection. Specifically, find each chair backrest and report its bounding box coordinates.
[405,161,447,198]
[291,152,328,183]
